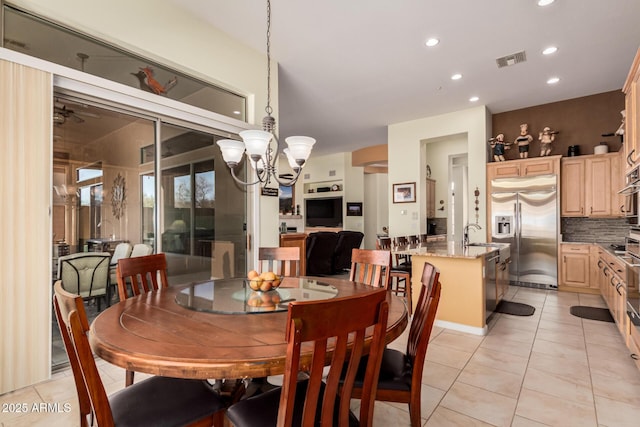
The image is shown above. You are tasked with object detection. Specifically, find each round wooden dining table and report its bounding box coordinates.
[89,276,408,380]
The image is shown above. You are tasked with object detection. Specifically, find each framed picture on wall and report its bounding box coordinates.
[346,202,363,216]
[393,182,416,203]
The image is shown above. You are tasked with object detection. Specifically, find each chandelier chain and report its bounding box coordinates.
[265,0,273,116]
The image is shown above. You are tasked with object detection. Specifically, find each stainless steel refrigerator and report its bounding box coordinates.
[490,174,558,289]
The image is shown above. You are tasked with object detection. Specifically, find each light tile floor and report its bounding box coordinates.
[3,286,640,426]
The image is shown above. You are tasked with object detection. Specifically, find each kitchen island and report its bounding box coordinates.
[396,241,510,335]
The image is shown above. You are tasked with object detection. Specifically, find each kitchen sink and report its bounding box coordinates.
[466,242,511,262]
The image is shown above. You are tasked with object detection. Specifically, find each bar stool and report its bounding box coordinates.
[376,237,413,314]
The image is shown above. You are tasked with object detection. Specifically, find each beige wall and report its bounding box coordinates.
[388,106,491,239]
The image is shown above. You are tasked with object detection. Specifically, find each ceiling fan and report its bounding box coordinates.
[53,99,102,125]
[53,104,84,125]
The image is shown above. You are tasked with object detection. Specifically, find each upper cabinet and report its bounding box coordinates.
[624,47,640,172]
[486,156,560,182]
[561,152,624,217]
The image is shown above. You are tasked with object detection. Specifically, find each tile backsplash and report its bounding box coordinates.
[561,217,630,244]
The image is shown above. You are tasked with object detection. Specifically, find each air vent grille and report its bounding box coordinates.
[496,51,527,68]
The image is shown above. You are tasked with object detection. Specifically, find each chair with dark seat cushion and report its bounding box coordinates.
[305,231,340,275]
[343,262,441,427]
[349,248,391,289]
[226,288,390,427]
[376,237,413,314]
[116,253,169,386]
[334,230,364,272]
[53,280,225,427]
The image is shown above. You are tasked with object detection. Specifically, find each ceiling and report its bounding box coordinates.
[169,0,640,157]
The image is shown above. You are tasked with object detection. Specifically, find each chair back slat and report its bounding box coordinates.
[349,248,391,289]
[54,281,114,426]
[116,253,168,301]
[278,289,389,427]
[407,263,441,379]
[258,247,301,276]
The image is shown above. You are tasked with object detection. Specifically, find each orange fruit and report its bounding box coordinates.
[260,281,272,292]
[247,270,259,280]
[262,271,277,281]
[249,277,262,291]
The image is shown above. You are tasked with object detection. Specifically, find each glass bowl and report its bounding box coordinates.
[246,275,283,292]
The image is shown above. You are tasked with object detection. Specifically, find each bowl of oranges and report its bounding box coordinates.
[246,270,282,292]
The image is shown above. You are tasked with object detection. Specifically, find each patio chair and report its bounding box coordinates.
[58,252,112,311]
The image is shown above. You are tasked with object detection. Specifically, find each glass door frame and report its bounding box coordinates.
[53,75,258,267]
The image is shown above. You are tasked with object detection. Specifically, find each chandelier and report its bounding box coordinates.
[216,0,315,187]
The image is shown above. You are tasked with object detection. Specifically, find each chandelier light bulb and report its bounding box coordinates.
[216,139,245,166]
[285,136,316,164]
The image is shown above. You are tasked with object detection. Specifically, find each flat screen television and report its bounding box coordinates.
[305,197,343,227]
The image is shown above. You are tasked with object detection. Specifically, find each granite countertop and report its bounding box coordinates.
[394,241,509,260]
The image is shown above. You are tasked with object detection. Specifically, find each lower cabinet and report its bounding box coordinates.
[560,244,592,289]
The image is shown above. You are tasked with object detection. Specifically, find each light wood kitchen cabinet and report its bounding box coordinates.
[561,158,585,216]
[487,155,560,181]
[426,178,436,218]
[623,47,640,172]
[561,152,623,217]
[560,244,590,288]
[585,155,612,216]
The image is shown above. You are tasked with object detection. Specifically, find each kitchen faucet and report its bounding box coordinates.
[463,223,482,247]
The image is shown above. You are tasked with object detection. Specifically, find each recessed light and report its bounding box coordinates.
[469,96,479,102]
[425,38,439,47]
[547,77,560,84]
[538,0,555,6]
[451,73,462,80]
[233,110,241,115]
[542,46,558,55]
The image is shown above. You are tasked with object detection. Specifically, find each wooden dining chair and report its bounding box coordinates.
[53,280,226,427]
[226,288,389,427]
[376,237,413,314]
[257,247,300,276]
[115,253,169,386]
[116,253,169,301]
[349,248,391,289]
[344,262,441,427]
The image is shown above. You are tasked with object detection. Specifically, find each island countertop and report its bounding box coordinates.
[393,241,509,259]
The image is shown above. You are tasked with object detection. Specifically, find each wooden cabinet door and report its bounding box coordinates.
[426,178,436,218]
[585,156,612,216]
[611,150,626,217]
[589,246,602,290]
[487,162,520,179]
[561,158,585,216]
[522,158,556,177]
[560,245,590,287]
[624,48,640,172]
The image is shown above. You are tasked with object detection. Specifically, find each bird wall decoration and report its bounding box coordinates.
[131,66,178,95]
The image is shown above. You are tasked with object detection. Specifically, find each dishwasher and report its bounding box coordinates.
[485,253,499,321]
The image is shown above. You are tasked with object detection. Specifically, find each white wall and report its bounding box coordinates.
[388,106,491,239]
[363,173,389,249]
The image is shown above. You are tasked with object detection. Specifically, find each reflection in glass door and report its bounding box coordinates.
[159,122,247,283]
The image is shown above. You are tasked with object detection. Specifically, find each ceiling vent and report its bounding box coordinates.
[496,51,527,68]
